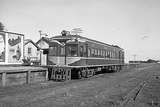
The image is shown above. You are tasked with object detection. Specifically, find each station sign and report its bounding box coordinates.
[0,31,24,64]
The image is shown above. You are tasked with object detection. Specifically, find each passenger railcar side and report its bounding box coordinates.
[48,35,124,66]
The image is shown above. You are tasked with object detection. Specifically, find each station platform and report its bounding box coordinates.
[0,65,48,86]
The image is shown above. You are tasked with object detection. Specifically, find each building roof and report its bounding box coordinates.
[0,31,24,36]
[36,37,50,45]
[36,37,63,47]
[24,39,40,49]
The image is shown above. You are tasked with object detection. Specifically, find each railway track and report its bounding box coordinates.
[120,79,146,106]
[0,63,159,107]
[120,65,160,107]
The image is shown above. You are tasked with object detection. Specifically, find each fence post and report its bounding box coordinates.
[2,72,7,86]
[45,70,48,81]
[26,71,31,84]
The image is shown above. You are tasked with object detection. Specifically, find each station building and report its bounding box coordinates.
[36,37,62,65]
[24,39,40,65]
[36,37,50,65]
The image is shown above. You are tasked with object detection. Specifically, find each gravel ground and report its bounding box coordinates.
[0,63,159,107]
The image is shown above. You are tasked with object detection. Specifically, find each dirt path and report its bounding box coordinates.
[0,63,159,107]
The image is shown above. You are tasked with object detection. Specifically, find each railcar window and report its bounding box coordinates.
[91,48,95,56]
[101,50,103,57]
[103,50,105,57]
[67,45,78,56]
[95,49,97,56]
[112,51,114,58]
[68,47,71,56]
[94,49,96,56]
[107,51,109,58]
[110,51,112,58]
[113,51,115,58]
[60,47,65,55]
[88,48,91,57]
[49,46,57,56]
[116,51,118,59]
[83,46,86,56]
[105,51,107,57]
[118,52,120,59]
[109,51,112,58]
[80,46,83,57]
[98,49,100,56]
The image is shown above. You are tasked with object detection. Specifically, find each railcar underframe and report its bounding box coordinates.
[47,64,124,81]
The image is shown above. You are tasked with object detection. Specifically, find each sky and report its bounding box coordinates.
[0,0,160,62]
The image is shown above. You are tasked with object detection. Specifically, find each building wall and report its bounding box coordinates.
[37,40,49,65]
[24,42,40,61]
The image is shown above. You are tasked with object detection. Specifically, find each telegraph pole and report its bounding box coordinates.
[133,54,137,62]
[133,54,138,70]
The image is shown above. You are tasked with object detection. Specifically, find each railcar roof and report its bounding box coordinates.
[51,35,123,50]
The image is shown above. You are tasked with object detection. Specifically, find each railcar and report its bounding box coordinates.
[46,31,124,80]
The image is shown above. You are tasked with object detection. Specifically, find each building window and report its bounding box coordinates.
[28,47,32,55]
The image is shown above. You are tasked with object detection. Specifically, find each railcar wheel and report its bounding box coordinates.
[90,69,93,76]
[78,70,82,79]
[82,70,87,78]
[86,69,89,78]
[117,66,120,72]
